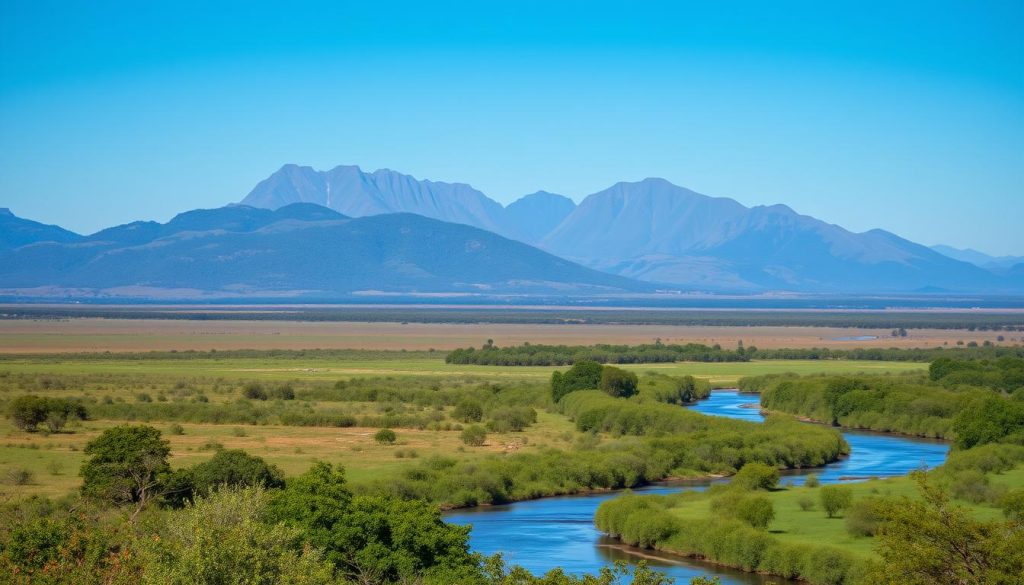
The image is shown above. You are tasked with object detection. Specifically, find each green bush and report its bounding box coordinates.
[551,360,603,402]
[731,463,780,491]
[461,425,487,447]
[7,395,88,432]
[242,383,268,401]
[804,474,820,488]
[374,428,397,445]
[600,366,638,398]
[820,485,853,518]
[452,398,484,422]
[844,496,889,536]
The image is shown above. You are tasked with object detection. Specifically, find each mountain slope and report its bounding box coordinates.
[0,204,643,298]
[542,179,1002,292]
[931,245,1024,272]
[504,191,576,244]
[0,208,82,250]
[241,164,510,236]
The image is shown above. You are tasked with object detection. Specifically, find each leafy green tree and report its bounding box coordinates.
[731,462,779,491]
[8,395,87,432]
[551,360,603,402]
[164,449,285,508]
[953,396,1024,449]
[461,424,488,446]
[735,495,775,529]
[267,462,479,583]
[599,366,639,398]
[374,428,397,445]
[820,485,853,518]
[141,486,334,585]
[453,398,484,422]
[1000,489,1024,522]
[80,425,171,518]
[866,473,1024,585]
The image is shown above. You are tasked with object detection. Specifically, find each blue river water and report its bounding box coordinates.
[445,390,950,584]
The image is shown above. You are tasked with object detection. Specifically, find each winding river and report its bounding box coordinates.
[446,390,950,584]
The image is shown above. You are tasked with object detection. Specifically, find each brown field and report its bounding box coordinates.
[0,317,1017,353]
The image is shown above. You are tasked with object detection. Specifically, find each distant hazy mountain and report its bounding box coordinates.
[504,191,576,243]
[931,245,1024,273]
[241,164,510,236]
[541,179,1003,293]
[0,208,82,250]
[0,204,642,299]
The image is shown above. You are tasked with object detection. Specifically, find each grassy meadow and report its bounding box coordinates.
[0,350,924,499]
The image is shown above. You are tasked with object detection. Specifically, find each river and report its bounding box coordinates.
[445,390,950,584]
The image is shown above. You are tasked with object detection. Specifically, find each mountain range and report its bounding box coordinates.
[0,204,640,299]
[240,165,1019,294]
[1,164,1020,299]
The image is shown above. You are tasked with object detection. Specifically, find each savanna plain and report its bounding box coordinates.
[1,311,1023,585]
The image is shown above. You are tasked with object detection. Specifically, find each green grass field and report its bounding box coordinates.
[0,352,926,499]
[0,354,926,383]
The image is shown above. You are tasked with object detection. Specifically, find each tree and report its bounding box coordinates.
[374,428,397,445]
[267,462,479,583]
[731,462,779,491]
[820,485,853,518]
[165,449,285,508]
[952,397,1024,449]
[599,366,639,398]
[866,473,1024,585]
[736,495,775,529]
[461,425,487,446]
[551,360,603,402]
[452,398,484,423]
[8,395,87,432]
[141,486,335,585]
[80,425,171,518]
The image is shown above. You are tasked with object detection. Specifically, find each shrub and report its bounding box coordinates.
[168,423,185,435]
[374,428,397,445]
[1001,489,1024,521]
[804,474,820,488]
[242,383,268,401]
[461,425,487,446]
[452,398,484,423]
[4,467,33,485]
[797,495,815,511]
[845,496,889,536]
[947,469,1000,504]
[486,406,537,432]
[736,495,775,529]
[731,462,779,491]
[269,384,295,400]
[551,360,603,402]
[820,485,853,518]
[600,366,639,398]
[8,395,87,432]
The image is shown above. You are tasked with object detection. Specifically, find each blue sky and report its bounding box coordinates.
[1,1,1022,254]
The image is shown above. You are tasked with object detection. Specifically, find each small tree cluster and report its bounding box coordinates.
[8,395,87,432]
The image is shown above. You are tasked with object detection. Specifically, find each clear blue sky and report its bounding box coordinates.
[1,1,1022,254]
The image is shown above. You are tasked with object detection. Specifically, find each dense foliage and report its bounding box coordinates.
[449,342,750,366]
[449,342,1024,367]
[751,359,1024,443]
[8,395,87,432]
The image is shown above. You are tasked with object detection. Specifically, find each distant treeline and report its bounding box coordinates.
[0,348,437,362]
[5,305,1024,329]
[446,342,749,366]
[446,342,1024,366]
